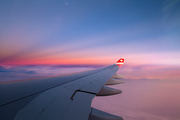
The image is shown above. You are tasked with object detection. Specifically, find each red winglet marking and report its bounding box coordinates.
[116,58,124,65]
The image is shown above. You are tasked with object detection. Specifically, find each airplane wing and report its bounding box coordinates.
[0,58,124,120]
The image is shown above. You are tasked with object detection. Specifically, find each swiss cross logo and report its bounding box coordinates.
[118,58,124,63]
[116,58,124,65]
[119,59,124,62]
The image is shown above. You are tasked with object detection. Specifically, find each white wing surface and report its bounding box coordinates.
[0,59,124,120]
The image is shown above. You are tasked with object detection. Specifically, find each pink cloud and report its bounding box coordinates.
[117,64,180,80]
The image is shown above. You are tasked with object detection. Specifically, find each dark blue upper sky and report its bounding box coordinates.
[0,0,180,65]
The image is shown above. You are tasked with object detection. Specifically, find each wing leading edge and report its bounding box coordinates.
[0,58,124,120]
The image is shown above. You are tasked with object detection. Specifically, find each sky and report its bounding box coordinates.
[0,0,180,80]
[0,0,180,65]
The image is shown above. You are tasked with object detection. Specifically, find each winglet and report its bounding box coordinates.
[116,58,124,67]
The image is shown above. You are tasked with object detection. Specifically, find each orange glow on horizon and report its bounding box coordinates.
[0,57,116,66]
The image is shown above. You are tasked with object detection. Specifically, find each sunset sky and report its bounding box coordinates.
[1,1,180,120]
[0,0,180,80]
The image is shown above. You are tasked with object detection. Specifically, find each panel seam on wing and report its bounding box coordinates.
[70,90,96,100]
